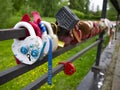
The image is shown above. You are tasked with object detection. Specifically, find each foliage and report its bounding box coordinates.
[0,0,13,28]
[69,0,90,13]
[107,0,118,20]
[0,0,119,28]
[3,16,55,29]
[25,0,61,17]
[72,9,85,19]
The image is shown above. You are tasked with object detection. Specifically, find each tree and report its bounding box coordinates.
[107,0,118,20]
[12,0,25,12]
[69,0,90,13]
[95,5,101,16]
[25,0,62,17]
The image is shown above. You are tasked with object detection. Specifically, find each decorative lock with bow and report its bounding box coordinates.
[12,21,43,65]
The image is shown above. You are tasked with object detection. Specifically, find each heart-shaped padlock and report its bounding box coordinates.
[41,21,58,52]
[12,21,43,65]
[21,13,47,58]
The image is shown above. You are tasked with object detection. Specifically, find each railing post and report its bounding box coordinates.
[95,31,105,66]
[92,0,107,78]
[95,0,107,66]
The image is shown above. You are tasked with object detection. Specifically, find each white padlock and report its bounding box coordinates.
[12,21,43,65]
[41,21,58,52]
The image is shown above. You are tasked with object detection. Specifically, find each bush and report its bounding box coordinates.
[84,14,100,20]
[72,9,85,19]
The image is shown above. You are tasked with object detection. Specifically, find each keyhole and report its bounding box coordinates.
[27,54,31,61]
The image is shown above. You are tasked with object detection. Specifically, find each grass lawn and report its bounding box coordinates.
[0,16,109,90]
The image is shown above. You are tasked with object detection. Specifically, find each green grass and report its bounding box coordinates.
[0,35,109,90]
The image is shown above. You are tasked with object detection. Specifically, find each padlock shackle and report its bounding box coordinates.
[41,21,54,36]
[41,21,58,51]
[14,21,36,37]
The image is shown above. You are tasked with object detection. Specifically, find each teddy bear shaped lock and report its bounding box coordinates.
[12,21,43,65]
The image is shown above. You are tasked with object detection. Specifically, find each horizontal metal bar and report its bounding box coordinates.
[0,34,98,85]
[67,40,100,62]
[22,65,64,90]
[0,57,48,85]
[22,40,100,90]
[0,28,27,41]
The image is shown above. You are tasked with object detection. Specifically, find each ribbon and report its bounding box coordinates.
[39,22,53,85]
[48,37,52,85]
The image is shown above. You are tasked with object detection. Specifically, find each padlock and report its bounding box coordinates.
[93,22,100,35]
[12,21,43,65]
[30,11,51,56]
[72,25,82,44]
[41,21,58,52]
[59,62,76,75]
[56,26,74,46]
[22,13,50,55]
[98,20,107,32]
[14,14,43,64]
[51,22,65,47]
[31,11,53,85]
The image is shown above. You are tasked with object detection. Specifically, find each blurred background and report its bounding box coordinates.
[0,0,119,28]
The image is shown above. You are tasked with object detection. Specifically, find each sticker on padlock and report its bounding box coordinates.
[12,21,43,65]
[41,21,58,52]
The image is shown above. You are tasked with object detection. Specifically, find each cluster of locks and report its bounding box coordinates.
[11,6,114,85]
[12,6,110,65]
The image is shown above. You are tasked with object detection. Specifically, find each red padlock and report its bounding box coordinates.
[59,62,76,76]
